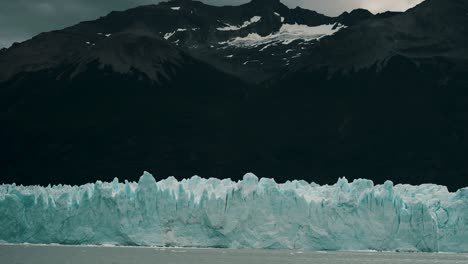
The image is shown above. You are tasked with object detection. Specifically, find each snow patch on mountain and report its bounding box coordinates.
[217,16,262,31]
[219,23,346,47]
[164,29,187,40]
[274,12,285,22]
[97,33,112,37]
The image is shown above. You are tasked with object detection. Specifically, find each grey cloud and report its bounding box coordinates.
[0,0,424,48]
[290,0,423,15]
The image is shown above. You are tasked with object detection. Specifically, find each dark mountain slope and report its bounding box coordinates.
[0,56,248,186]
[0,1,254,185]
[0,0,467,190]
[0,0,381,84]
[252,0,468,190]
[247,56,468,191]
[285,0,468,73]
[0,26,185,83]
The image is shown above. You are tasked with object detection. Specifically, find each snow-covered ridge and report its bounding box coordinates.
[0,172,467,252]
[217,16,262,31]
[220,23,346,47]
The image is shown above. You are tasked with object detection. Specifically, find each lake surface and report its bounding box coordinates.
[1,244,467,264]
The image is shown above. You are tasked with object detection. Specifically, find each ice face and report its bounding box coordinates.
[0,172,467,252]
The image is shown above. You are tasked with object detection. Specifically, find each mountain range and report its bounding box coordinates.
[1,0,467,190]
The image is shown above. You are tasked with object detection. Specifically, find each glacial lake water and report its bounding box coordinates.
[1,244,467,264]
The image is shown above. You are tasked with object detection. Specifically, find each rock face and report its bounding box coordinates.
[0,173,467,252]
[0,0,467,190]
[0,0,377,84]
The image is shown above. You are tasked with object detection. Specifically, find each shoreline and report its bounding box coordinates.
[1,243,466,255]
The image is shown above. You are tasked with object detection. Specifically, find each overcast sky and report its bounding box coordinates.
[0,0,424,49]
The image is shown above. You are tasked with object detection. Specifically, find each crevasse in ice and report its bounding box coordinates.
[0,172,467,252]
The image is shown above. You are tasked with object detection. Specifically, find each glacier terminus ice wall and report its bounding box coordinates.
[0,172,467,252]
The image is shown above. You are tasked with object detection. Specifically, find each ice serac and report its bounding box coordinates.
[0,173,467,252]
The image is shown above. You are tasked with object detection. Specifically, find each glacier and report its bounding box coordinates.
[218,23,346,47]
[0,172,467,252]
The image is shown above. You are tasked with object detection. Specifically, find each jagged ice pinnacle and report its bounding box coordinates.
[0,172,467,252]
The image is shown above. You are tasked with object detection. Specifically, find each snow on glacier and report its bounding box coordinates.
[219,23,346,47]
[217,16,262,31]
[0,172,467,252]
